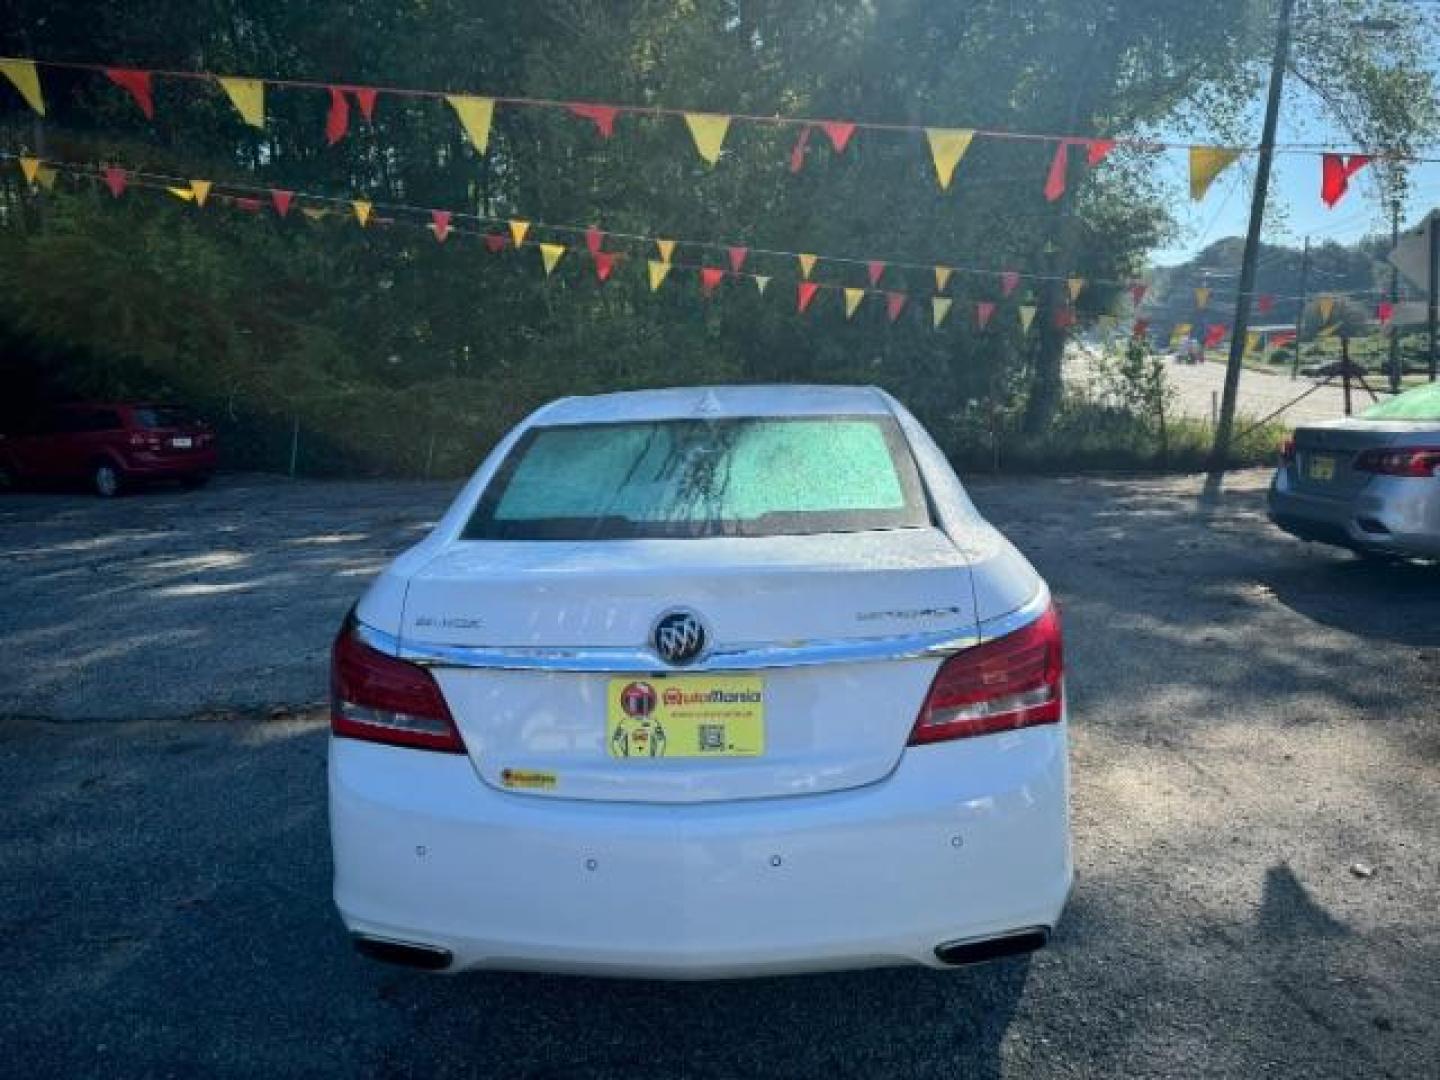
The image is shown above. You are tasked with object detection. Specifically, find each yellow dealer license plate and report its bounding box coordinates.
[1307,454,1336,481]
[606,675,765,759]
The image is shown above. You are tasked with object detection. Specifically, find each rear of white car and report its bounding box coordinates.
[329,385,1071,978]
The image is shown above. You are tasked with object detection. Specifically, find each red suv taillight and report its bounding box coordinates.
[908,604,1064,745]
[1353,447,1440,478]
[330,621,465,752]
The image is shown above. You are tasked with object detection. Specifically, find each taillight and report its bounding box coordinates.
[909,604,1063,745]
[1353,447,1440,478]
[1280,437,1296,464]
[330,621,465,752]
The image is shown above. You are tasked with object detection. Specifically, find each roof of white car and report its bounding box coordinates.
[534,385,895,425]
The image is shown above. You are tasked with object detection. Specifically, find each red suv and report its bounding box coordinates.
[0,402,218,496]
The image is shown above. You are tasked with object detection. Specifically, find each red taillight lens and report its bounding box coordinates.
[1353,447,1440,478]
[1280,437,1296,464]
[909,604,1064,745]
[330,622,465,752]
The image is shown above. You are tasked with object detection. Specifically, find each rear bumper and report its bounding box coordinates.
[1267,468,1440,558]
[120,448,217,477]
[330,724,1072,979]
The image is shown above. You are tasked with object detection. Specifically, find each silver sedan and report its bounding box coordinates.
[1268,382,1440,560]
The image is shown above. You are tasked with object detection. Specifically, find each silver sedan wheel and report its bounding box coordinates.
[93,463,121,498]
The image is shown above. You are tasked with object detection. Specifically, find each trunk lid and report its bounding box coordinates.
[402,528,977,803]
[1292,419,1440,499]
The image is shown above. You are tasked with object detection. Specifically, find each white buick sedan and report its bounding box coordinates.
[329,385,1071,978]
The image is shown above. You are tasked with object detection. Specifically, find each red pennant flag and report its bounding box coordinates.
[431,209,452,243]
[103,166,127,198]
[483,233,509,254]
[233,196,263,213]
[701,266,725,297]
[1132,318,1150,338]
[1001,271,1020,297]
[352,87,378,122]
[568,103,618,138]
[976,301,996,329]
[820,120,855,154]
[593,251,616,283]
[1257,293,1276,314]
[725,246,748,274]
[1320,153,1371,208]
[1204,323,1227,348]
[1378,300,1395,325]
[326,87,349,145]
[1130,282,1148,306]
[866,261,885,287]
[270,189,294,217]
[788,125,813,174]
[585,226,604,257]
[1044,140,1070,202]
[885,292,907,322]
[797,281,821,313]
[105,68,154,119]
[1054,307,1077,329]
[1270,330,1296,349]
[1086,138,1115,167]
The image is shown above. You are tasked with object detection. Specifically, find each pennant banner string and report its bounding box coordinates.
[4,55,1433,163]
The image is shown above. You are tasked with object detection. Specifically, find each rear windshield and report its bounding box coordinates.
[1359,382,1440,422]
[464,415,930,540]
[132,407,195,429]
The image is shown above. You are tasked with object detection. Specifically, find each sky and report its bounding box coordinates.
[1149,19,1440,269]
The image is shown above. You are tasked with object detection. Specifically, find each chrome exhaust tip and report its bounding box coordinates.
[352,934,453,971]
[933,927,1049,966]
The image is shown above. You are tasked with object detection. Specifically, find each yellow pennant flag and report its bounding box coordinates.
[217,76,265,128]
[932,296,954,329]
[1317,295,1335,322]
[190,180,212,207]
[34,165,56,190]
[754,275,771,296]
[925,128,975,191]
[934,266,953,292]
[0,59,45,116]
[1245,331,1260,354]
[683,112,731,166]
[1195,287,1211,310]
[1171,322,1192,346]
[352,199,373,227]
[19,156,39,184]
[647,259,671,291]
[844,288,865,320]
[1019,305,1038,333]
[448,95,496,154]
[1189,146,1241,201]
[166,186,196,202]
[1067,277,1085,302]
[798,254,818,279]
[655,238,676,263]
[539,242,565,276]
[509,219,530,247]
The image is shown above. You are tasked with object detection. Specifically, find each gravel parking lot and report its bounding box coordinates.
[2,471,1437,1078]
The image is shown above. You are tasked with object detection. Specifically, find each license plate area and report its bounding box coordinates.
[1306,454,1335,481]
[606,675,765,759]
[171,436,193,449]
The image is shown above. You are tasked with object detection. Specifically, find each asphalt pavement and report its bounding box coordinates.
[1,472,1437,1078]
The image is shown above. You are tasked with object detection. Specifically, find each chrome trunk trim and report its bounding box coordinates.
[355,585,1048,673]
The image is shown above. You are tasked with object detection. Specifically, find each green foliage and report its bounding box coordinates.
[0,0,1433,475]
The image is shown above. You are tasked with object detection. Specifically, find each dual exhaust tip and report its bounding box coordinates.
[352,926,1050,974]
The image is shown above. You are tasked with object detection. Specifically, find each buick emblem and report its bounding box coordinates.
[653,610,707,666]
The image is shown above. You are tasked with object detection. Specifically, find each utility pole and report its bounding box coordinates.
[1291,236,1310,380]
[1341,333,1353,416]
[1389,204,1401,393]
[1429,213,1438,382]
[1207,0,1294,488]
